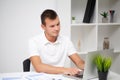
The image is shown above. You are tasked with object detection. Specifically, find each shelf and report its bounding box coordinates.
[71,22,120,27]
[114,50,120,54]
[98,23,120,26]
[71,23,96,26]
[77,50,120,54]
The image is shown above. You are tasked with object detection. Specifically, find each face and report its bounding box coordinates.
[42,16,60,38]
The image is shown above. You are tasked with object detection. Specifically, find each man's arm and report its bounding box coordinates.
[69,53,85,70]
[30,56,80,75]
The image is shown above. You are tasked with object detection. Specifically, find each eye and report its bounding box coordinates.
[50,25,55,28]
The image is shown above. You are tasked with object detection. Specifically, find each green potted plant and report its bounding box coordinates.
[72,16,76,24]
[94,54,112,80]
[100,11,108,23]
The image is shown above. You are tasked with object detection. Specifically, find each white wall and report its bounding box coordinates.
[0,0,57,73]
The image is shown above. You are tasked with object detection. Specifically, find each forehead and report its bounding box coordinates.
[45,17,60,25]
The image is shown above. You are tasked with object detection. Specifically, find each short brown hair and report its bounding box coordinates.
[41,9,58,25]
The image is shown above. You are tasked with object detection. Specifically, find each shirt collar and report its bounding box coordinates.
[42,32,61,45]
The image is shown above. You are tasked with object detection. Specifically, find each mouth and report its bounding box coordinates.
[53,32,59,36]
[53,31,59,34]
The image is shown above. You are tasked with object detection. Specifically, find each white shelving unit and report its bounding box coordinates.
[71,0,120,54]
[56,0,120,74]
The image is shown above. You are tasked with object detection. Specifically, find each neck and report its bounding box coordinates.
[44,33,57,43]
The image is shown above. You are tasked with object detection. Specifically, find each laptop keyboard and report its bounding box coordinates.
[63,74,83,80]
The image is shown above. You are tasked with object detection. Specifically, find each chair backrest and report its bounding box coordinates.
[23,58,31,72]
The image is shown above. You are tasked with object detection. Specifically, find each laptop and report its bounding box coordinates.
[64,49,114,80]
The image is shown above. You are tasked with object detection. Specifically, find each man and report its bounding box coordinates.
[29,9,84,76]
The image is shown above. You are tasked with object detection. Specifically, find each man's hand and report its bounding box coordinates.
[63,68,80,76]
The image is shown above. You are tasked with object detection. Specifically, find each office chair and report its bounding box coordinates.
[23,58,31,72]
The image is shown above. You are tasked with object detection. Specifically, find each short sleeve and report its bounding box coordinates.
[67,39,77,56]
[28,39,39,57]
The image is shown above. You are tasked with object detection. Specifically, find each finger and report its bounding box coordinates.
[71,70,78,76]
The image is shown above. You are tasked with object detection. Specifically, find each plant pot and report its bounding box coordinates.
[72,20,76,24]
[102,17,108,23]
[98,71,108,80]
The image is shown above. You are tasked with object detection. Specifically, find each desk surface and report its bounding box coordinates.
[1,72,74,80]
[0,71,120,80]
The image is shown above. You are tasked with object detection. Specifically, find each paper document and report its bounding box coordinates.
[25,73,75,80]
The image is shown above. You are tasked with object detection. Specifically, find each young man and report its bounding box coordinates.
[29,9,84,76]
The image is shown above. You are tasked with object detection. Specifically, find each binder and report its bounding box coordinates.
[83,0,96,23]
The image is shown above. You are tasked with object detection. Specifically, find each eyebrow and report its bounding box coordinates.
[50,22,60,27]
[57,22,60,25]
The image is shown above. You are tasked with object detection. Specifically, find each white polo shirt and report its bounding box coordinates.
[28,32,77,67]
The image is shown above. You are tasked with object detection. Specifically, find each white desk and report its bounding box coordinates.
[0,72,75,80]
[0,71,120,80]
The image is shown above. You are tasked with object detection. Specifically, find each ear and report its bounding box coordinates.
[41,24,45,30]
